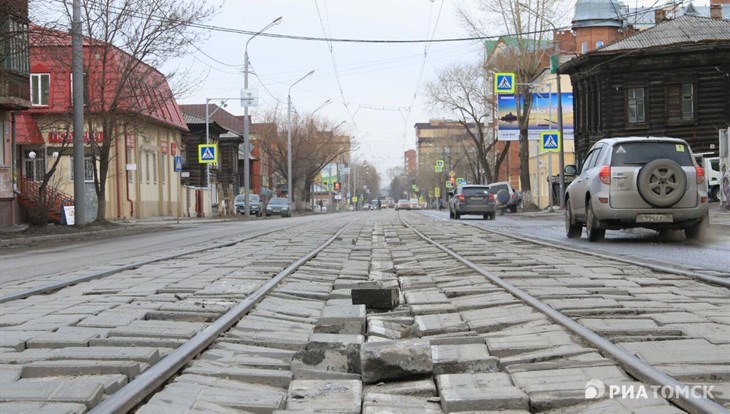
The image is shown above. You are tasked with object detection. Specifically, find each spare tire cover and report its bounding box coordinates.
[497,189,510,205]
[636,158,687,207]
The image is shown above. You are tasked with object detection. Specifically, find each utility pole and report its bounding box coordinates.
[72,0,85,226]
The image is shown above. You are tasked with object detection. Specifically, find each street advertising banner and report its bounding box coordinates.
[497,93,574,141]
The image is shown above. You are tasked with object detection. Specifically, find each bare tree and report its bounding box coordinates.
[458,0,561,209]
[426,61,509,185]
[255,108,353,209]
[31,0,214,222]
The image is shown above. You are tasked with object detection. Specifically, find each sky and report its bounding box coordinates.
[171,0,482,175]
[167,0,703,177]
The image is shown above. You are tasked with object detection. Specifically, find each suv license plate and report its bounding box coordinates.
[637,214,673,223]
[470,197,483,200]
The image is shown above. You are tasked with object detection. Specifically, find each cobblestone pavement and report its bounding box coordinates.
[0,211,727,413]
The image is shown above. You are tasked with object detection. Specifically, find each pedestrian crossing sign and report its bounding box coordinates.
[198,144,218,164]
[540,131,561,153]
[174,155,182,172]
[494,72,515,94]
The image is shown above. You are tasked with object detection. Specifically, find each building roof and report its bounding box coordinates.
[572,0,626,28]
[600,15,730,51]
[178,104,244,135]
[680,3,730,20]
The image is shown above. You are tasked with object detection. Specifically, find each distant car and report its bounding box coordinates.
[396,199,410,210]
[387,200,396,209]
[234,194,262,217]
[488,182,520,213]
[265,197,292,217]
[409,199,419,210]
[565,137,709,241]
[362,202,372,210]
[449,184,496,220]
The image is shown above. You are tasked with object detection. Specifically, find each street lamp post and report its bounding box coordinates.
[287,70,315,206]
[243,16,282,216]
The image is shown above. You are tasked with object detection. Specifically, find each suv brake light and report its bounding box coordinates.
[695,165,705,184]
[457,194,465,202]
[599,166,611,185]
[488,194,495,202]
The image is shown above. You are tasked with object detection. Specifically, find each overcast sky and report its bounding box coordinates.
[171,0,483,175]
[169,0,699,176]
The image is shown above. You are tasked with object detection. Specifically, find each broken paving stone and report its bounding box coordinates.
[286,379,362,413]
[414,313,469,337]
[367,319,413,340]
[360,339,433,383]
[317,305,366,335]
[291,334,363,376]
[436,373,529,413]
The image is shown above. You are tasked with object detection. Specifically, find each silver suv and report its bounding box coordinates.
[449,184,497,220]
[565,137,710,241]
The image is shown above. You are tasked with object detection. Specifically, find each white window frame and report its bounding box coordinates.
[145,152,150,184]
[581,41,588,54]
[30,73,50,106]
[69,155,95,182]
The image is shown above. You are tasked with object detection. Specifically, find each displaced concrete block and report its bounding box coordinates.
[317,304,366,335]
[436,373,528,412]
[291,334,363,377]
[286,380,362,413]
[432,343,499,375]
[352,285,400,310]
[360,339,432,383]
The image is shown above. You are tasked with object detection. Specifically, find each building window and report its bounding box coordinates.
[24,150,45,181]
[627,88,645,124]
[160,154,166,184]
[581,41,588,54]
[126,148,134,183]
[4,19,29,74]
[153,154,157,184]
[30,73,50,106]
[667,83,695,121]
[145,153,150,184]
[69,156,94,182]
[596,40,603,48]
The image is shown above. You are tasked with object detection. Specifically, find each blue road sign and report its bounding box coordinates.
[198,144,217,164]
[495,72,515,94]
[540,131,561,153]
[174,155,182,172]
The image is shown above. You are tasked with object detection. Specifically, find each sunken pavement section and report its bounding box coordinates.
[0,213,728,413]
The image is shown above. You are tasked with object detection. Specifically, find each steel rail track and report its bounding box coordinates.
[400,215,727,414]
[0,222,306,304]
[88,221,352,414]
[428,213,730,288]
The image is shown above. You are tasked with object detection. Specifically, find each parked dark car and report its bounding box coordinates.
[234,194,262,217]
[265,197,292,217]
[564,137,709,241]
[449,184,496,220]
[488,181,521,213]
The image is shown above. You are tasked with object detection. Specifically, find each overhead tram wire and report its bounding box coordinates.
[52,0,683,45]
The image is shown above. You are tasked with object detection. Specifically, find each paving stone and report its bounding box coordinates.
[541,398,685,414]
[318,304,366,335]
[544,298,622,311]
[498,344,596,367]
[0,331,47,351]
[660,364,730,381]
[367,319,413,340]
[436,373,528,412]
[286,380,362,413]
[140,380,286,412]
[352,285,400,310]
[49,346,161,363]
[0,364,22,382]
[88,337,185,348]
[21,360,142,379]
[186,362,293,389]
[362,393,442,413]
[504,352,613,373]
[486,331,576,357]
[0,402,88,414]
[618,338,730,365]
[76,309,148,328]
[432,343,498,375]
[25,327,108,349]
[0,381,103,408]
[20,375,128,394]
[414,313,469,337]
[410,303,458,315]
[450,293,519,311]
[404,291,449,305]
[225,329,312,351]
[463,305,546,333]
[360,339,433,383]
[363,379,438,398]
[291,333,363,376]
[106,320,205,339]
[665,323,730,344]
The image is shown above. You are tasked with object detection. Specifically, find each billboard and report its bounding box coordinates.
[497,93,574,141]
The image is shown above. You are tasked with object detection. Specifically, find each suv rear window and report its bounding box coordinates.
[610,142,693,167]
[462,187,489,196]
[488,184,508,194]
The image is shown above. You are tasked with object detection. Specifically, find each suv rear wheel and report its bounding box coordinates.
[565,201,582,239]
[637,159,687,207]
[586,199,605,242]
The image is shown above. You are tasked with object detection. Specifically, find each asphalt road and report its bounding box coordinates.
[422,208,730,275]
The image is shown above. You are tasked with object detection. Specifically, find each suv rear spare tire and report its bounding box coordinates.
[637,159,687,207]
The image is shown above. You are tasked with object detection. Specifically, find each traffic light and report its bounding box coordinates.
[334,182,341,191]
